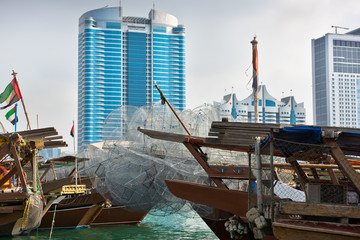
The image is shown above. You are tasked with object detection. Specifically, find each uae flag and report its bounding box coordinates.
[5,106,17,125]
[0,77,22,109]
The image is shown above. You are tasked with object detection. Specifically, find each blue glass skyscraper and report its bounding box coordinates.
[78,7,185,151]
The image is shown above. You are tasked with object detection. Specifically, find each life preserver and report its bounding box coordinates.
[0,166,12,189]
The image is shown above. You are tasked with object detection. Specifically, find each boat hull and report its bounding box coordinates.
[165,179,249,218]
[40,205,148,229]
[273,220,360,240]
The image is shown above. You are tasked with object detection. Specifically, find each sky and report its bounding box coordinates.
[0,0,359,153]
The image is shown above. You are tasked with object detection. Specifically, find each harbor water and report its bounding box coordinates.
[10,212,218,240]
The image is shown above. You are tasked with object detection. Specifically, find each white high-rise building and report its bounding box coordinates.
[312,28,360,127]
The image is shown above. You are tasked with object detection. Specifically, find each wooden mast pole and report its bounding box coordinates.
[155,84,192,136]
[11,70,32,130]
[251,36,263,214]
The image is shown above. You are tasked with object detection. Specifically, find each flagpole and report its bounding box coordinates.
[251,36,263,214]
[73,120,78,193]
[11,70,31,130]
[14,103,17,132]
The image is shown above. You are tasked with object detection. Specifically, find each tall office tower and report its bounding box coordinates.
[78,7,185,152]
[214,85,306,124]
[312,28,360,127]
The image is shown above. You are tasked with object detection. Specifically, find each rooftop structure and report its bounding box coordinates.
[214,85,306,124]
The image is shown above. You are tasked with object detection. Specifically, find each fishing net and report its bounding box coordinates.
[80,102,221,216]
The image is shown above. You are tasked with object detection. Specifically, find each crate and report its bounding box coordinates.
[306,183,347,204]
[60,185,86,194]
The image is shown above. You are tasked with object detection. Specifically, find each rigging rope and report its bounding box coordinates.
[49,205,57,240]
[21,194,31,230]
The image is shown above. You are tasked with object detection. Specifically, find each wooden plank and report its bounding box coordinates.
[325,139,360,195]
[262,162,360,169]
[279,201,360,219]
[0,142,9,161]
[211,121,284,130]
[43,136,63,141]
[138,127,191,143]
[77,205,104,227]
[208,165,253,179]
[209,127,271,136]
[40,166,51,181]
[44,141,68,148]
[204,137,254,146]
[286,156,309,191]
[0,192,27,202]
[310,168,319,180]
[0,157,31,188]
[211,121,360,133]
[327,168,340,185]
[10,144,27,193]
[183,142,227,189]
[273,220,360,240]
[42,176,73,194]
[0,205,24,213]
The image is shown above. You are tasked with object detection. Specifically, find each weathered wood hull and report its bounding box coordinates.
[40,192,148,229]
[165,179,249,218]
[273,220,360,240]
[0,192,43,237]
[0,209,27,236]
[40,205,148,229]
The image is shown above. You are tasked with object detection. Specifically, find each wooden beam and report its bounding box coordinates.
[40,166,51,181]
[279,201,360,219]
[0,205,24,213]
[183,142,227,189]
[42,176,73,194]
[0,143,9,161]
[310,168,319,180]
[286,156,309,191]
[51,163,57,180]
[0,157,30,188]
[10,145,28,193]
[0,192,27,202]
[77,205,104,227]
[325,139,360,194]
[262,162,360,169]
[208,165,253,179]
[327,168,340,185]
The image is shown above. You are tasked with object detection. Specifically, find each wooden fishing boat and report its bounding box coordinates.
[0,127,67,236]
[138,121,360,240]
[38,156,149,229]
[39,190,148,229]
[273,219,360,240]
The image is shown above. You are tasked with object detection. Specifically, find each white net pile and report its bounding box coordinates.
[51,102,250,218]
[80,103,219,216]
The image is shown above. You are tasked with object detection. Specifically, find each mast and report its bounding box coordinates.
[251,36,263,213]
[155,84,191,136]
[251,37,259,123]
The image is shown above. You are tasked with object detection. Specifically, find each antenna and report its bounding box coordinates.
[119,0,122,18]
[332,25,349,34]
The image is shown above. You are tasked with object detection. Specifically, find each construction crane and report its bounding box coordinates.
[332,25,349,34]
